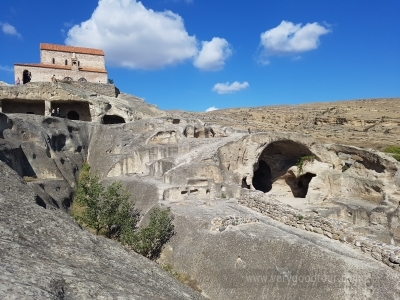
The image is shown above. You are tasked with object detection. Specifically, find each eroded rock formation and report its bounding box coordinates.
[1,86,400,299]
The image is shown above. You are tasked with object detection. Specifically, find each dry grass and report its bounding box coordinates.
[23,176,38,182]
[161,264,202,293]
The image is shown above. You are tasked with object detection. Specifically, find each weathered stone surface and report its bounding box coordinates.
[161,199,400,300]
[0,82,165,122]
[175,98,400,150]
[0,161,204,299]
[2,87,400,299]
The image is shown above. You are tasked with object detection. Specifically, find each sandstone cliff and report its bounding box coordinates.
[175,98,400,150]
[1,85,400,299]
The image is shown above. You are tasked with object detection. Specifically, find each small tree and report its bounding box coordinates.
[73,164,137,237]
[99,181,136,238]
[73,163,104,234]
[73,163,174,260]
[126,207,175,260]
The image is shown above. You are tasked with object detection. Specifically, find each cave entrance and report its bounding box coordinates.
[51,101,91,121]
[102,115,126,124]
[67,111,79,120]
[22,70,31,84]
[252,140,316,198]
[252,161,272,192]
[2,100,45,115]
[285,172,316,198]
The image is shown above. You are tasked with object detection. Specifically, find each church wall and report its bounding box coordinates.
[14,65,107,84]
[41,50,105,70]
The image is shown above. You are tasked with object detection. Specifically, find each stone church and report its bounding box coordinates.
[14,43,108,84]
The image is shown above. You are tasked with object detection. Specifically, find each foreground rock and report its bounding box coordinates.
[161,199,400,300]
[0,161,204,299]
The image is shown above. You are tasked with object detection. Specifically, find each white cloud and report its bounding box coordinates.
[206,106,218,112]
[0,65,13,72]
[66,0,198,70]
[194,37,232,71]
[0,22,21,37]
[66,0,231,71]
[260,20,330,55]
[212,81,249,94]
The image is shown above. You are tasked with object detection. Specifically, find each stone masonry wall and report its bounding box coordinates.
[41,50,105,70]
[14,65,107,84]
[234,189,400,273]
[70,82,117,98]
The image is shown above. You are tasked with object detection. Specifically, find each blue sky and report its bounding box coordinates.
[0,0,399,112]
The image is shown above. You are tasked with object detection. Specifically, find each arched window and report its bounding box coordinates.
[65,59,68,65]
[78,77,87,82]
[52,58,55,64]
[78,61,80,67]
[67,111,79,120]
[22,70,31,84]
[63,77,73,81]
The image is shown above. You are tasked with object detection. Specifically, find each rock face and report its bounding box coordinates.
[176,98,400,150]
[162,199,400,300]
[0,161,204,299]
[1,88,400,299]
[0,82,165,123]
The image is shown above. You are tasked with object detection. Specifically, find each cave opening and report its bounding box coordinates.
[252,161,272,192]
[252,140,316,198]
[103,115,126,124]
[50,101,91,121]
[285,172,316,198]
[67,111,79,120]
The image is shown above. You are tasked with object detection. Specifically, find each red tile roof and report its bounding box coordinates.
[40,43,104,56]
[14,63,107,74]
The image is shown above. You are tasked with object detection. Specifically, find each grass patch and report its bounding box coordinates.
[161,264,202,293]
[392,154,400,162]
[383,146,400,154]
[23,176,38,182]
[383,146,400,161]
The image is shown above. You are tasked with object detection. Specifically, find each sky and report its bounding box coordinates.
[0,0,399,112]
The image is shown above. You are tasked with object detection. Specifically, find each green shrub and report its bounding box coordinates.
[125,207,174,260]
[296,155,315,174]
[72,163,137,238]
[73,163,174,260]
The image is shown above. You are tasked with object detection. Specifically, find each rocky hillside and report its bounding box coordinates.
[175,98,400,150]
[1,84,400,299]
